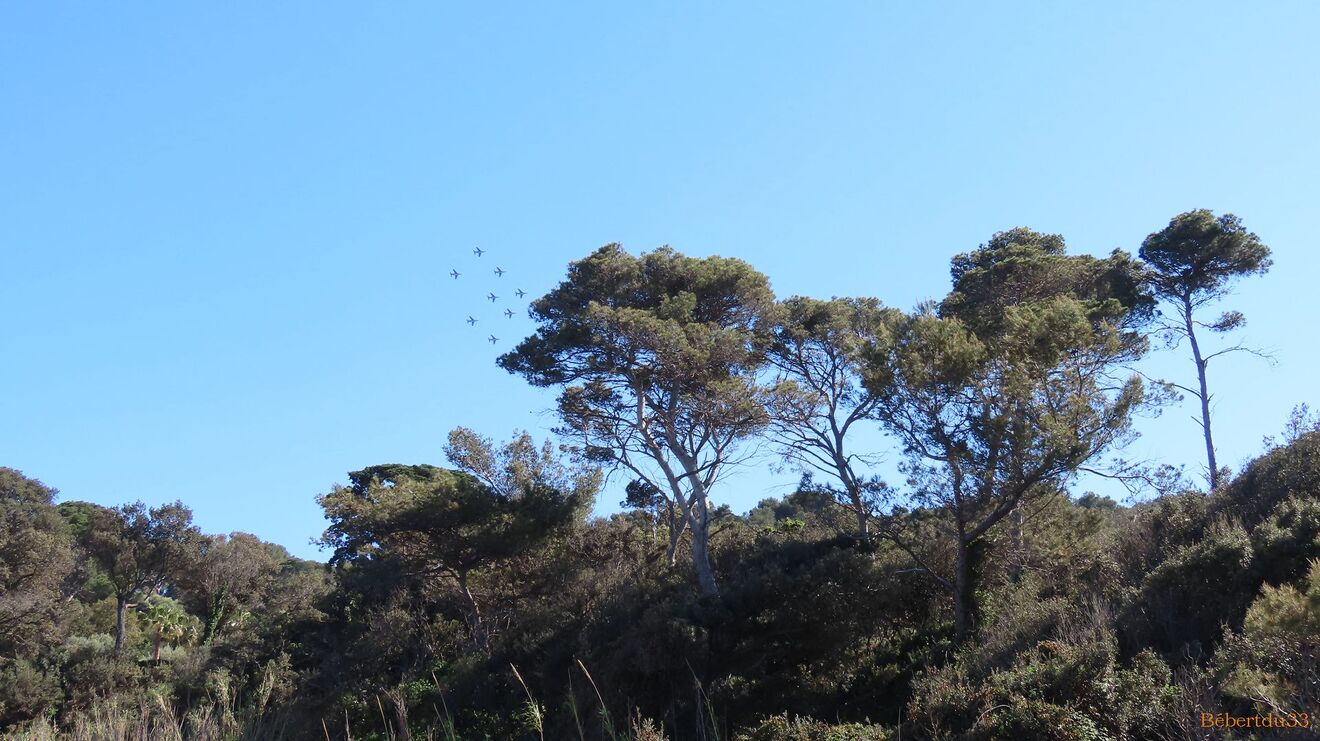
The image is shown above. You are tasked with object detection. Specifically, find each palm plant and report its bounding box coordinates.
[139,596,195,662]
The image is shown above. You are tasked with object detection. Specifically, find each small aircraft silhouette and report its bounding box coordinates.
[488,335,498,344]
[466,316,477,326]
[473,247,485,257]
[494,267,505,277]
[504,308,514,318]
[515,289,526,298]
[450,269,460,279]
[487,292,498,302]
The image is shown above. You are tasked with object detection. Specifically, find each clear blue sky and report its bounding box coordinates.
[3,3,1317,560]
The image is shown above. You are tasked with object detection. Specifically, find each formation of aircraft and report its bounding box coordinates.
[453,248,530,342]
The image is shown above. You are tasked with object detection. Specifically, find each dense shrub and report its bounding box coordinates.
[1217,559,1320,714]
[735,713,892,740]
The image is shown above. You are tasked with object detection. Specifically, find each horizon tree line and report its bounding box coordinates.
[496,208,1271,643]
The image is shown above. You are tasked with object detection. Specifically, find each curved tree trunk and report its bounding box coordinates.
[665,437,721,597]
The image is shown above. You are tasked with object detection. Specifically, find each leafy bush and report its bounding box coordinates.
[1123,519,1255,655]
[736,713,891,740]
[1251,496,1320,586]
[908,619,1179,740]
[1217,559,1320,713]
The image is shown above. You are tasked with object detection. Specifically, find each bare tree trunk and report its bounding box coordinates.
[953,540,974,646]
[665,502,683,567]
[1183,298,1219,490]
[689,496,719,597]
[387,689,412,741]
[666,438,720,597]
[855,504,870,544]
[1009,503,1024,579]
[114,595,129,655]
[457,570,488,651]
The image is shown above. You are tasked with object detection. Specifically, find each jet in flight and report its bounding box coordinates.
[488,335,498,344]
[494,267,505,277]
[515,289,526,298]
[466,316,477,326]
[487,292,498,302]
[450,269,460,279]
[473,247,485,257]
[504,308,514,318]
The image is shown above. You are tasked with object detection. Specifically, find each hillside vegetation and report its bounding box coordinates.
[3,212,1315,740]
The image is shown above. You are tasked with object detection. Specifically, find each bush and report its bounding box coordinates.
[1251,496,1320,586]
[1123,520,1255,655]
[0,658,61,728]
[1217,559,1320,713]
[736,713,891,740]
[907,623,1180,740]
[1214,430,1320,529]
[977,698,1109,741]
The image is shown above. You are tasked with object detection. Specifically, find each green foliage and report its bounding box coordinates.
[1215,429,1320,530]
[320,463,582,574]
[0,658,61,728]
[1139,210,1272,304]
[735,713,892,740]
[1126,519,1255,655]
[743,485,851,535]
[1251,496,1320,586]
[73,500,201,653]
[1218,560,1320,714]
[445,426,603,510]
[909,625,1179,740]
[943,227,1153,343]
[0,469,74,650]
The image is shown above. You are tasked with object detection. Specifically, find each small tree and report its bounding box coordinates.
[0,469,74,656]
[1140,210,1273,490]
[499,244,776,596]
[79,501,200,654]
[319,462,585,650]
[765,297,899,541]
[181,532,284,645]
[139,595,196,661]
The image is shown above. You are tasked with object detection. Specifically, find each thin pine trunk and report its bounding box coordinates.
[1183,297,1219,489]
